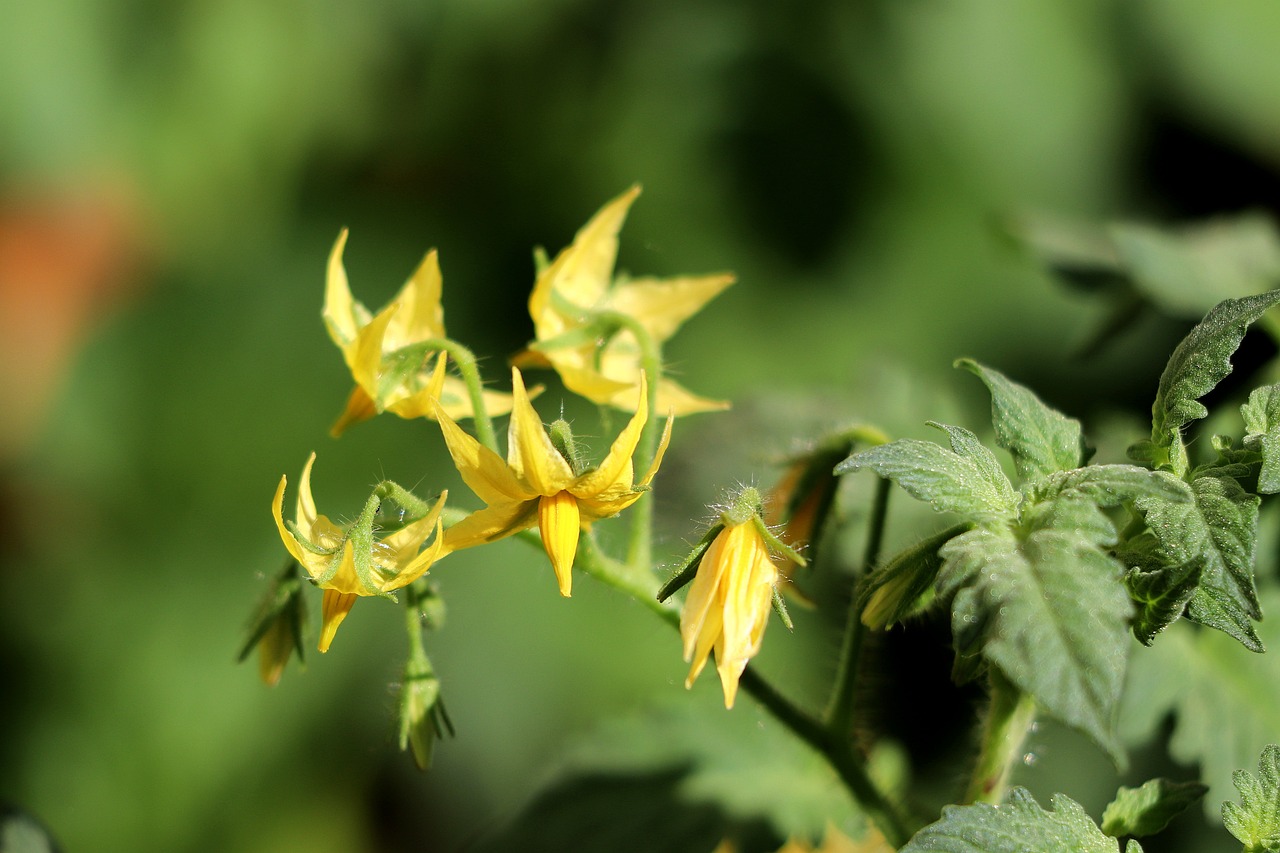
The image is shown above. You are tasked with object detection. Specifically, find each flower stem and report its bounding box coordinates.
[825,476,891,732]
[964,669,1037,805]
[435,339,499,454]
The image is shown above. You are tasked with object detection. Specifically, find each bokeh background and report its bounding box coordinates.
[5,1,1280,851]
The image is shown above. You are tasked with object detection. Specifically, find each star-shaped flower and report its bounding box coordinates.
[272,452,448,652]
[324,229,518,435]
[523,186,734,414]
[437,367,671,596]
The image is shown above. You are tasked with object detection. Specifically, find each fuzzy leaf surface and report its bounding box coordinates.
[1136,475,1262,651]
[1243,384,1280,494]
[956,359,1085,482]
[838,433,1016,523]
[1100,778,1208,838]
[1120,590,1280,819]
[1150,289,1280,453]
[901,789,1140,853]
[1223,745,1280,852]
[1119,534,1201,645]
[936,494,1131,757]
[1038,466,1191,508]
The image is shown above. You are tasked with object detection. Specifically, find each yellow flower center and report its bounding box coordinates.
[538,491,581,597]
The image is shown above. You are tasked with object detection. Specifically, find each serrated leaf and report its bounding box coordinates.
[1136,475,1263,651]
[936,504,1131,758]
[1120,590,1280,820]
[837,435,1016,523]
[1223,745,1280,852]
[1039,465,1191,509]
[1150,290,1280,457]
[1100,778,1207,838]
[1243,385,1280,494]
[901,789,1138,853]
[1119,534,1201,645]
[956,359,1086,482]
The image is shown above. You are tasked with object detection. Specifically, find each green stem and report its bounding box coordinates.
[577,533,679,626]
[964,669,1038,805]
[825,476,892,731]
[592,311,662,572]
[433,339,500,454]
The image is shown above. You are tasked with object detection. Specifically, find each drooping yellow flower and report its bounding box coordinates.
[523,185,735,414]
[324,229,518,435]
[437,367,671,596]
[681,513,781,709]
[272,452,448,652]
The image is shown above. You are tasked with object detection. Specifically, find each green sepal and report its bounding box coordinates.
[1148,289,1280,474]
[902,788,1143,853]
[771,587,793,631]
[1100,778,1208,839]
[1222,744,1280,852]
[398,658,453,771]
[237,559,309,670]
[657,524,722,603]
[956,358,1087,481]
[859,524,965,630]
[751,515,806,568]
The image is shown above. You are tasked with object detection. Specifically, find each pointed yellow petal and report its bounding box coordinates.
[639,414,674,487]
[322,229,358,345]
[607,273,734,342]
[507,367,573,494]
[349,301,398,394]
[436,403,535,505]
[296,452,319,532]
[442,500,539,552]
[384,518,449,591]
[384,351,449,421]
[680,526,732,662]
[573,373,648,498]
[385,249,445,348]
[538,491,580,596]
[545,358,635,406]
[330,385,378,437]
[380,485,447,556]
[529,185,641,326]
[272,474,311,567]
[318,589,358,653]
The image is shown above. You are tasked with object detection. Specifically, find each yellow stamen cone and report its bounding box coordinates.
[538,491,580,596]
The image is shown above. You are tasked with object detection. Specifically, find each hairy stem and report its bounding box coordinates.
[964,669,1038,805]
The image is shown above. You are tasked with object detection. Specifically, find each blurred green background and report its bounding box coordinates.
[5,0,1280,851]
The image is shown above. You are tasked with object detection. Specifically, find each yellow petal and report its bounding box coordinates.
[681,525,732,663]
[543,357,635,406]
[384,249,445,348]
[436,404,535,506]
[272,474,311,567]
[606,273,735,342]
[296,452,319,532]
[330,385,378,437]
[538,491,580,596]
[322,229,358,345]
[572,373,648,499]
[384,519,449,592]
[529,185,641,327]
[507,367,574,495]
[384,351,448,421]
[318,589,358,653]
[442,500,539,552]
[639,414,674,487]
[379,484,447,557]
[349,301,399,395]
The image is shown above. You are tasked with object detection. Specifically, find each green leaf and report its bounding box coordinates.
[1119,535,1202,646]
[1223,745,1280,852]
[479,700,866,851]
[1136,475,1263,651]
[1120,590,1280,820]
[1243,384,1280,494]
[837,431,1016,524]
[1100,778,1208,838]
[901,788,1139,853]
[936,497,1132,758]
[1037,465,1191,508]
[1109,215,1280,318]
[1150,290,1280,462]
[956,359,1086,482]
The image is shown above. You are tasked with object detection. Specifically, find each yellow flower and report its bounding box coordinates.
[324,229,518,435]
[272,452,448,652]
[681,514,781,709]
[524,185,734,414]
[437,367,671,596]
